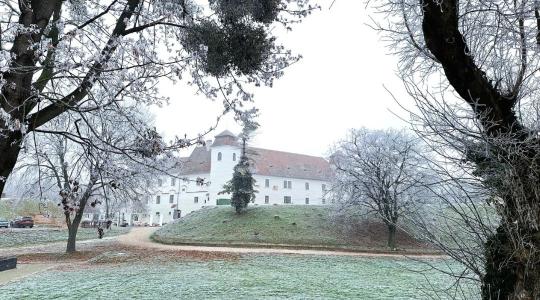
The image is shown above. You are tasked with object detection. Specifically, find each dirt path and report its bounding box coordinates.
[119,227,446,258]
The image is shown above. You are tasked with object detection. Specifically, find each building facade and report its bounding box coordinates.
[143,130,333,226]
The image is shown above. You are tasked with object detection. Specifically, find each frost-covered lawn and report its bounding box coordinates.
[0,227,130,248]
[0,255,476,299]
[153,206,434,253]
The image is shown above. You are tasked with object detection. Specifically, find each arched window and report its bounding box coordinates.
[217,152,222,161]
[233,153,236,161]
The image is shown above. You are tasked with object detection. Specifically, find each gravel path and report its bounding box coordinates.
[119,227,446,258]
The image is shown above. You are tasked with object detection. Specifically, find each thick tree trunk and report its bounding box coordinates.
[419,1,540,298]
[0,134,23,196]
[387,223,397,250]
[483,224,540,299]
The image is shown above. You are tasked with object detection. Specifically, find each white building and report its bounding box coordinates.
[144,130,333,225]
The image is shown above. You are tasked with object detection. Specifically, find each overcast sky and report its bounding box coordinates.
[151,0,412,158]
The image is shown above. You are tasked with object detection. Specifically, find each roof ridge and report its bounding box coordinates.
[248,147,327,160]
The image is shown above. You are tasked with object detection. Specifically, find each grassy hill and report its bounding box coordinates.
[152,205,435,253]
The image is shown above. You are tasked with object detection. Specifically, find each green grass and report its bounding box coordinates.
[0,255,476,299]
[152,205,431,252]
[0,227,130,248]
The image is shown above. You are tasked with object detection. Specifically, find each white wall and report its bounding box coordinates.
[252,175,329,205]
[147,175,179,225]
[209,145,241,203]
[177,173,210,215]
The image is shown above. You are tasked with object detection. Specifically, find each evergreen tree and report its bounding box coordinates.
[220,138,257,214]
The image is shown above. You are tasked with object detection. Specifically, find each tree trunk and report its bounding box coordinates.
[419,1,540,298]
[66,224,78,253]
[387,223,397,250]
[483,225,540,299]
[66,212,83,253]
[0,134,23,196]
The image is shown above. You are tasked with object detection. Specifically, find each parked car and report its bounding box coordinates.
[0,218,9,228]
[10,216,34,228]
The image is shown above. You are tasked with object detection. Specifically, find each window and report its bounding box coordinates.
[133,215,139,221]
[233,153,236,161]
[288,181,292,189]
[322,198,326,204]
[171,178,176,186]
[322,184,326,192]
[284,196,292,204]
[194,196,199,203]
[169,211,172,215]
[283,180,292,189]
[305,197,309,204]
[217,152,222,161]
[158,179,163,187]
[283,180,287,188]
[169,195,174,204]
[265,179,270,188]
[156,196,161,204]
[265,196,269,204]
[305,182,310,190]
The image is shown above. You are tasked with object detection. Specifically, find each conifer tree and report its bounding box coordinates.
[220,137,257,214]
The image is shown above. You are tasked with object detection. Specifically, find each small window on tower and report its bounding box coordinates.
[305,182,309,190]
[218,152,222,161]
[233,153,236,161]
[265,179,269,188]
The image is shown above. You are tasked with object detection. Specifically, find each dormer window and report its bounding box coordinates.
[233,153,236,161]
[218,152,222,161]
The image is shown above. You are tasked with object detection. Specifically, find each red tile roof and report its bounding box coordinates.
[179,146,332,181]
[179,147,211,175]
[248,148,332,181]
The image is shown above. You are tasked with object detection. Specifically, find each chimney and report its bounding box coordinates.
[205,140,212,151]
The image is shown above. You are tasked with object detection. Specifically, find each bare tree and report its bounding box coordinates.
[16,107,171,252]
[330,128,430,249]
[371,0,540,297]
[0,0,317,195]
